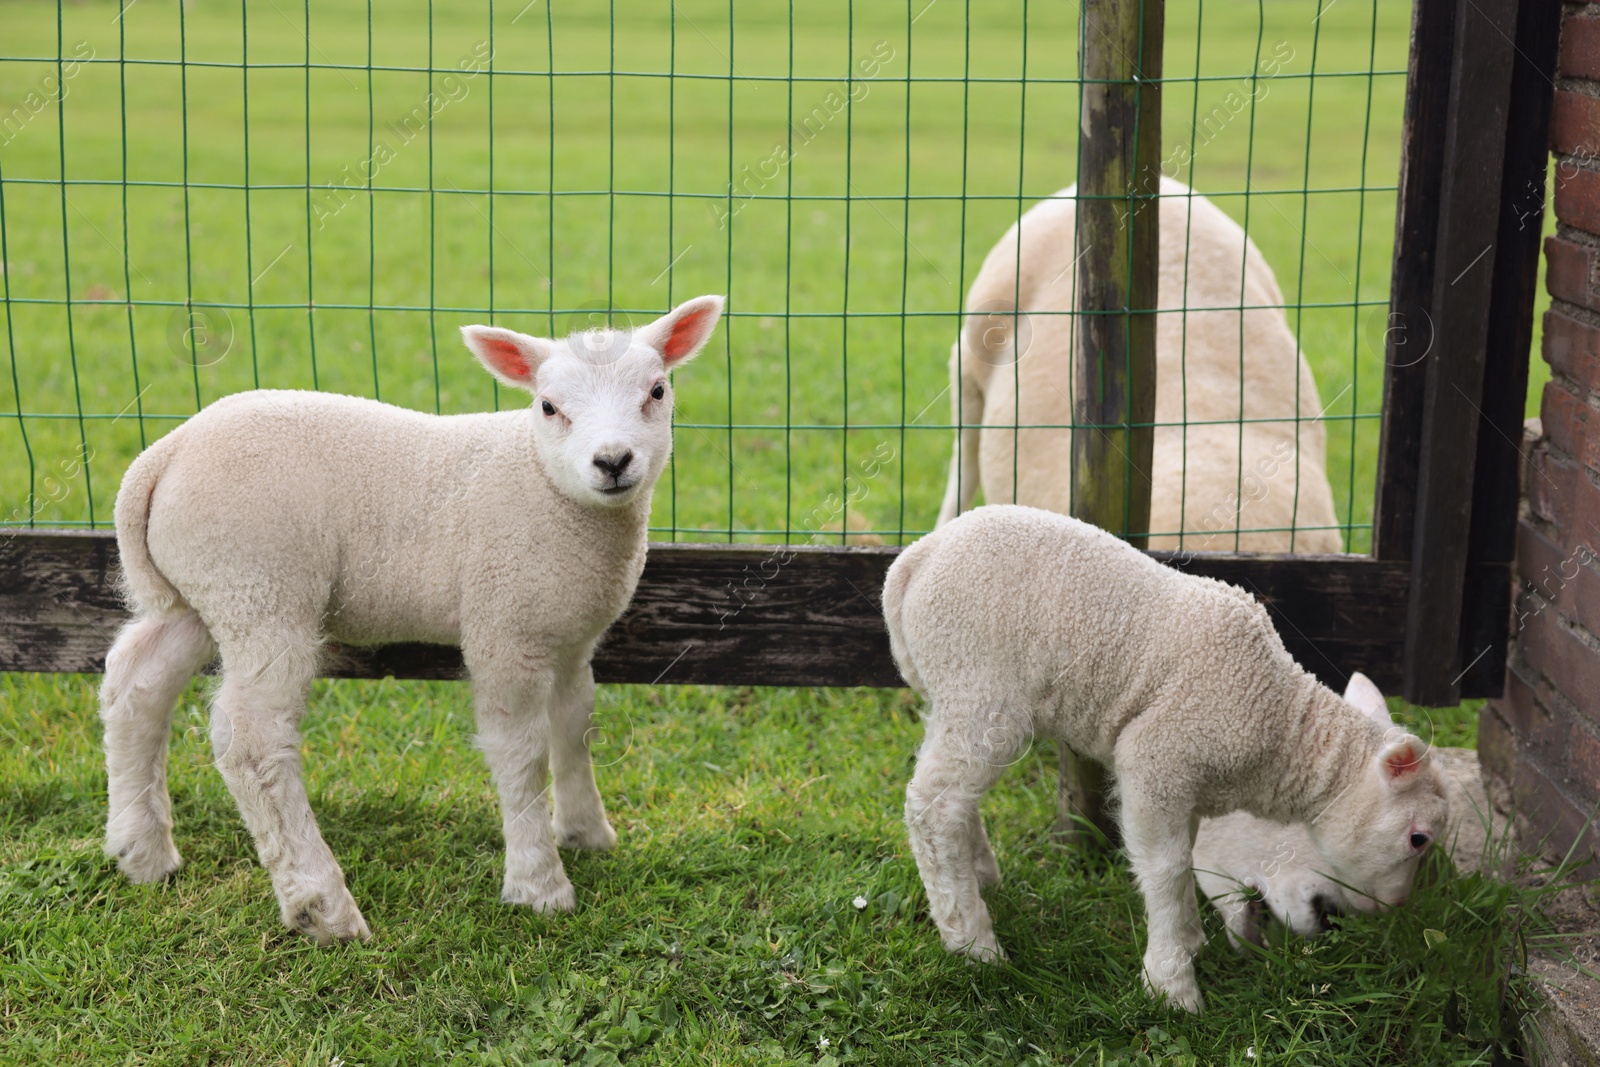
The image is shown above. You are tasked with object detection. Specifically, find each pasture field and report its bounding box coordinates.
[0,671,1556,1066]
[0,1,1567,1063]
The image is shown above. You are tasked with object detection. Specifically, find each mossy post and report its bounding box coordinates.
[1055,0,1162,847]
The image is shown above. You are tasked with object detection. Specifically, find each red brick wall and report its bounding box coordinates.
[1481,7,1600,869]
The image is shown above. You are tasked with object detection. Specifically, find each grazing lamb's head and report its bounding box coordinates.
[460,295,723,508]
[1306,671,1449,915]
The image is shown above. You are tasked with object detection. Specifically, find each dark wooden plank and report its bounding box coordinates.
[1401,0,1520,706]
[592,542,902,687]
[0,529,1507,699]
[1456,0,1563,699]
[1373,0,1456,561]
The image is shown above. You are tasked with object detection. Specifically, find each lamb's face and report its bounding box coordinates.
[531,336,677,507]
[1307,734,1448,914]
[459,295,724,509]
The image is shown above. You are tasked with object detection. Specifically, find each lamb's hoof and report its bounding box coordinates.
[555,818,618,852]
[1143,970,1205,1015]
[108,833,182,884]
[949,932,1006,964]
[281,888,371,946]
[502,874,577,913]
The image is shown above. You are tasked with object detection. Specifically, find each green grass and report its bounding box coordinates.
[4,0,1423,548]
[0,2,1569,1062]
[0,673,1561,1065]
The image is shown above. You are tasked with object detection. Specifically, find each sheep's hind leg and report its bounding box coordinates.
[905,715,1013,962]
[472,667,575,912]
[969,810,1002,888]
[101,611,215,882]
[549,665,617,851]
[212,635,370,945]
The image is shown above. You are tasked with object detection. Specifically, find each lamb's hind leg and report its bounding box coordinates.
[905,714,1014,962]
[969,810,1002,889]
[549,665,617,851]
[101,610,215,882]
[472,665,574,912]
[211,634,370,945]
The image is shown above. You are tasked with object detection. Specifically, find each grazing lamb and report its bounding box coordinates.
[883,505,1447,1013]
[99,295,723,944]
[936,178,1351,945]
[1190,671,1395,950]
[936,177,1341,554]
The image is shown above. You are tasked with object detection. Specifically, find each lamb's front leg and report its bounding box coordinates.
[473,669,574,912]
[1122,791,1208,1013]
[548,665,617,851]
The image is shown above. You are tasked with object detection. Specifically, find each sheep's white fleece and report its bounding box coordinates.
[883,505,1448,1013]
[99,297,722,945]
[125,391,648,651]
[938,177,1340,553]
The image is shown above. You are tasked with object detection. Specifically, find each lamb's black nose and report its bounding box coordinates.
[593,450,633,478]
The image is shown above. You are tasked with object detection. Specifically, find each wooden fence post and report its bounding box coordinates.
[1055,0,1162,845]
[1398,0,1519,706]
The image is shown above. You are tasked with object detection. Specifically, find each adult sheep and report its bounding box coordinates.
[936,176,1341,553]
[99,296,723,944]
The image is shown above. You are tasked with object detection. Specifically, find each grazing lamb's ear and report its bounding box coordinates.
[1377,736,1429,788]
[460,326,552,389]
[1343,671,1391,726]
[636,294,724,368]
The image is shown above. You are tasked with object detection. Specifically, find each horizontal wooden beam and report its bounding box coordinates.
[0,529,1507,697]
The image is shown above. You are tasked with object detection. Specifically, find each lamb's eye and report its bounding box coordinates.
[650,382,665,401]
[1409,832,1430,851]
[540,400,557,417]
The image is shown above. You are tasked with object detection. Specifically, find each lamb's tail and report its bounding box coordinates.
[881,546,926,695]
[112,434,186,615]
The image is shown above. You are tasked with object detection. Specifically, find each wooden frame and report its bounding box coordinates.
[0,528,1510,697]
[1375,0,1562,705]
[0,0,1565,710]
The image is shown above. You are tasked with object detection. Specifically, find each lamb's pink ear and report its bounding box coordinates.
[460,325,551,389]
[1343,671,1391,726]
[1377,736,1429,788]
[636,294,724,368]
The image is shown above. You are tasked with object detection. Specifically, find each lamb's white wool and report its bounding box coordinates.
[1191,672,1396,950]
[100,295,723,944]
[936,177,1341,553]
[883,506,1448,1013]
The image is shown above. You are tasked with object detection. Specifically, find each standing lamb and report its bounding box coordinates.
[936,177,1341,553]
[99,295,723,944]
[883,505,1447,1013]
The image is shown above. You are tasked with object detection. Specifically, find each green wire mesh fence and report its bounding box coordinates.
[0,0,1403,551]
